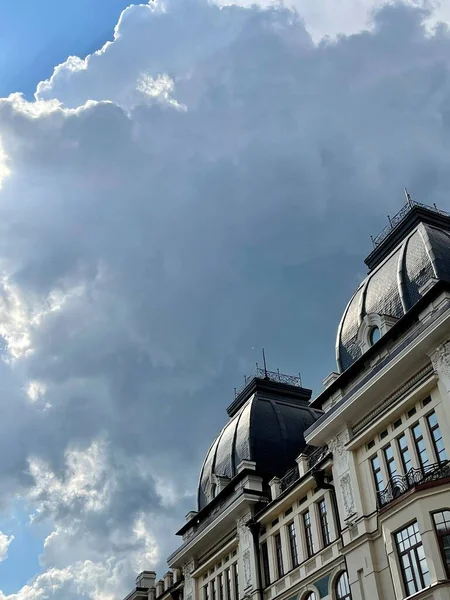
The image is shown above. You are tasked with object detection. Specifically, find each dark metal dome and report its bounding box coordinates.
[337,203,450,372]
[197,375,321,510]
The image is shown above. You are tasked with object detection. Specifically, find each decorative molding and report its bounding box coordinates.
[243,549,252,589]
[329,430,350,474]
[357,313,398,353]
[340,473,355,519]
[353,363,434,435]
[430,339,450,379]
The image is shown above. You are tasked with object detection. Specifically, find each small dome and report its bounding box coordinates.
[197,378,321,510]
[337,219,450,372]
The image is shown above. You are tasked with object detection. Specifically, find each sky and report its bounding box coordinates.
[0,0,449,598]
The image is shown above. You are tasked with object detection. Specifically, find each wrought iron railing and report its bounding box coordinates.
[234,367,303,398]
[280,466,299,492]
[370,199,450,248]
[377,460,450,508]
[278,446,329,493]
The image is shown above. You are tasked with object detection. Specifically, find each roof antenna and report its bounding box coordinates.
[262,348,268,378]
[404,187,413,206]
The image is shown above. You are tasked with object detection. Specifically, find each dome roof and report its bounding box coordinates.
[197,377,321,510]
[337,208,450,373]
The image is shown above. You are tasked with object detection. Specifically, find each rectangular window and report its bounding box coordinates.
[226,569,232,600]
[274,533,284,578]
[371,455,384,492]
[318,498,331,547]
[395,521,430,596]
[383,445,398,479]
[432,510,450,578]
[211,580,216,600]
[204,586,209,600]
[260,541,270,587]
[303,510,314,558]
[287,522,299,568]
[218,574,224,600]
[233,563,239,600]
[426,411,448,463]
[412,423,430,468]
[397,434,413,473]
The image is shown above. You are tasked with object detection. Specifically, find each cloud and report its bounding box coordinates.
[0,531,13,563]
[0,0,449,598]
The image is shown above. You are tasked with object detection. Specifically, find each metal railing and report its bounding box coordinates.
[370,199,450,248]
[377,460,450,508]
[278,446,329,493]
[234,367,303,398]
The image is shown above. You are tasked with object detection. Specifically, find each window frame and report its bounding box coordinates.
[335,571,351,600]
[287,521,299,568]
[370,454,384,493]
[397,433,413,474]
[274,532,284,579]
[431,509,450,579]
[411,422,430,469]
[426,411,448,464]
[303,510,314,558]
[318,498,331,548]
[260,541,271,587]
[394,520,430,596]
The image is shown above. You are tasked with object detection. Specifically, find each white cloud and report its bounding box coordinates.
[0,531,13,563]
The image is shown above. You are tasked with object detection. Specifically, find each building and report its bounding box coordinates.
[123,198,450,600]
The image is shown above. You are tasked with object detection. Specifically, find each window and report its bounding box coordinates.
[274,533,284,578]
[287,522,299,568]
[318,498,331,547]
[204,586,209,600]
[211,580,216,600]
[218,574,224,600]
[335,572,351,600]
[369,326,381,345]
[303,593,317,600]
[395,521,430,595]
[383,445,398,479]
[226,569,232,600]
[412,423,430,468]
[427,411,448,463]
[233,563,239,600]
[397,434,413,473]
[432,510,450,578]
[371,455,384,492]
[408,407,417,418]
[261,541,270,587]
[303,511,314,558]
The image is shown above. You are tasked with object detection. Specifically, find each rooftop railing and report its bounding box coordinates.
[370,198,450,248]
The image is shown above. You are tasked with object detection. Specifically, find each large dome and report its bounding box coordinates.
[197,377,321,510]
[337,207,450,373]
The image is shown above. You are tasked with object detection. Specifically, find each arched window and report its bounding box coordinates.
[303,593,317,600]
[369,325,381,346]
[335,572,351,600]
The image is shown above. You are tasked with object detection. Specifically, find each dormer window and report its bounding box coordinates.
[357,313,397,353]
[369,326,381,346]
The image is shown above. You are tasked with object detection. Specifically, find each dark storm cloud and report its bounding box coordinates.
[0,1,449,597]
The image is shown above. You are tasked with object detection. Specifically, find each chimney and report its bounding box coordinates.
[136,572,157,591]
[164,572,174,590]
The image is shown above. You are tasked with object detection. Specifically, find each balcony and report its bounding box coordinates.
[377,460,450,509]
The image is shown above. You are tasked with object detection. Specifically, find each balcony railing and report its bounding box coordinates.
[279,446,329,493]
[377,460,450,508]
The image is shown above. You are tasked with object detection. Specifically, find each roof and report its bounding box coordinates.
[197,376,321,510]
[337,204,450,373]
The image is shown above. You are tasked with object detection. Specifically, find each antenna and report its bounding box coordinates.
[404,187,413,206]
[262,348,268,378]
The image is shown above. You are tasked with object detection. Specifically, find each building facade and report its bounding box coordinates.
[123,200,450,600]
